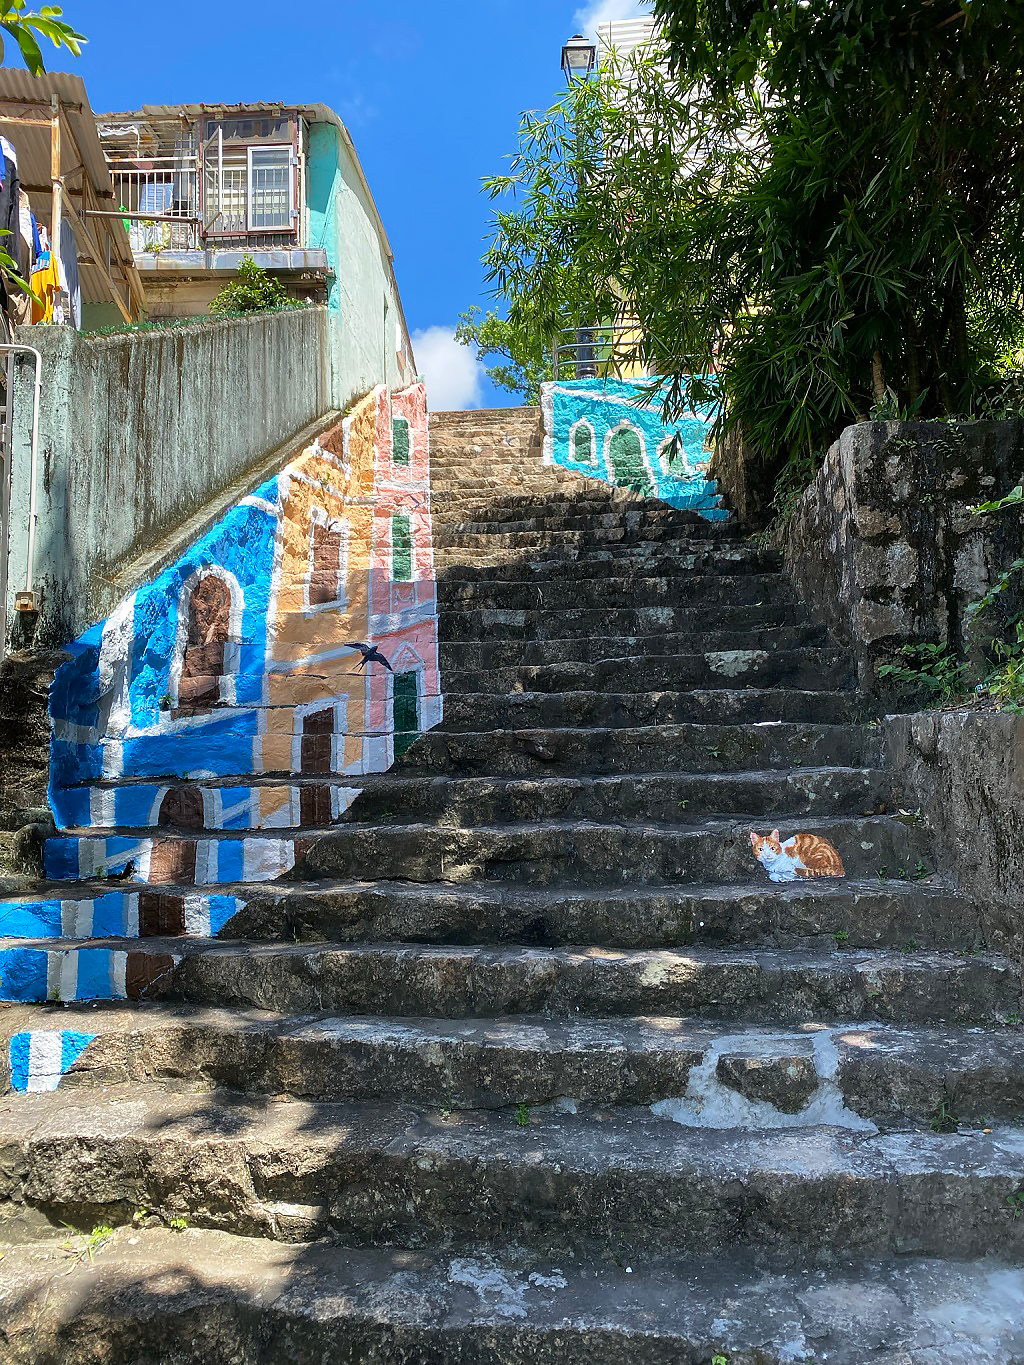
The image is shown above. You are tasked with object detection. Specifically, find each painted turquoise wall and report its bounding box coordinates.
[307,122,413,409]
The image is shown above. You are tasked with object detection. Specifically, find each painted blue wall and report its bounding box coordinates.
[542,378,728,520]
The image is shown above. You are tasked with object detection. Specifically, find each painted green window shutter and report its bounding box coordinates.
[392,417,411,466]
[573,424,594,464]
[392,671,420,756]
[392,512,413,581]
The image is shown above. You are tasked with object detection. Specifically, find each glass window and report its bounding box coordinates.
[249,147,291,230]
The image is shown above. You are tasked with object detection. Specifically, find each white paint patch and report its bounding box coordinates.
[448,1259,528,1319]
[650,1028,877,1132]
[24,1031,63,1092]
[705,649,769,677]
[529,1271,568,1290]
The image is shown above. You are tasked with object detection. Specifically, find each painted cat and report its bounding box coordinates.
[749,829,846,883]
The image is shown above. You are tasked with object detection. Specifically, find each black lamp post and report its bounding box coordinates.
[561,34,598,380]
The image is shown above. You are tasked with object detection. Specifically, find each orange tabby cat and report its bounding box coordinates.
[749,828,846,883]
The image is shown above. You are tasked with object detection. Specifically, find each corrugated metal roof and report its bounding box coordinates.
[0,69,142,318]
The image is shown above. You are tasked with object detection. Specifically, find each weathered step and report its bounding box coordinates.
[2,876,984,953]
[437,688,871,731]
[438,521,729,547]
[340,767,892,826]
[234,876,989,952]
[395,721,883,776]
[443,648,855,697]
[435,544,782,579]
[439,573,792,610]
[439,623,829,667]
[43,829,302,885]
[8,1004,1023,1125]
[4,1086,1024,1258]
[5,1231,1024,1365]
[439,600,809,641]
[53,778,360,833]
[295,814,928,887]
[439,506,721,533]
[18,1231,1024,1365]
[11,936,1005,1022]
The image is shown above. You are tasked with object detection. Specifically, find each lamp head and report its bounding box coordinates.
[561,33,597,84]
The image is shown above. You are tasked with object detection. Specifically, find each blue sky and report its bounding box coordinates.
[66,0,651,408]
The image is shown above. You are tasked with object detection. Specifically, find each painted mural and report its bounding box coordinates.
[541,377,728,521]
[0,384,441,1039]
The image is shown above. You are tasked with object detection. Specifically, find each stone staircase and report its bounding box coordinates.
[1,407,1023,1362]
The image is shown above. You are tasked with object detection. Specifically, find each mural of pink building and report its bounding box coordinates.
[366,383,442,767]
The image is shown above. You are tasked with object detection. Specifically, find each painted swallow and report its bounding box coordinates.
[345,642,393,672]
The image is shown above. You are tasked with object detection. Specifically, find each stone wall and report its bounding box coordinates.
[886,710,1024,957]
[5,306,331,647]
[783,419,1024,687]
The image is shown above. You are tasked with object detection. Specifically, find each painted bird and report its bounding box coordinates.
[346,642,393,672]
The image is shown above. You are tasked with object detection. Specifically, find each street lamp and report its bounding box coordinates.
[561,34,598,379]
[561,33,597,84]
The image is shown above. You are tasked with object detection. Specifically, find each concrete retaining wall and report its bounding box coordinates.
[886,710,1024,957]
[783,419,1024,688]
[6,306,330,646]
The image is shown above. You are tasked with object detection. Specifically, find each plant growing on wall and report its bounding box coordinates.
[0,1,85,75]
[481,1,1024,482]
[209,256,304,317]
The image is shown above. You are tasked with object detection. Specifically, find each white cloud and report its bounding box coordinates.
[574,0,653,40]
[411,326,486,412]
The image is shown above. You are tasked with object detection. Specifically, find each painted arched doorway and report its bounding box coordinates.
[177,574,231,714]
[607,425,654,497]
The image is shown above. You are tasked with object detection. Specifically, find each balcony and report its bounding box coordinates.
[97,107,331,308]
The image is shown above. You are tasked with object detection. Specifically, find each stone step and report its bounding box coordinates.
[50,764,882,838]
[47,812,922,892]
[438,520,729,546]
[435,545,782,579]
[439,623,829,667]
[2,876,985,954]
[234,875,989,952]
[439,600,810,641]
[444,648,855,698]
[436,503,720,529]
[394,721,882,776]
[296,812,929,887]
[4,1230,1021,1365]
[3,936,1014,1020]
[437,687,871,731]
[53,778,361,834]
[439,573,790,610]
[4,1086,1024,1259]
[6,1003,1023,1126]
[340,767,891,825]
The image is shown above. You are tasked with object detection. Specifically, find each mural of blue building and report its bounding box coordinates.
[542,377,728,520]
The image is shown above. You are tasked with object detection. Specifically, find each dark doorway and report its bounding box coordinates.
[139,787,204,937]
[301,706,334,775]
[392,671,420,757]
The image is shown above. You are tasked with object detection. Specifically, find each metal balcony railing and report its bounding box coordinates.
[552,325,653,381]
[109,161,201,252]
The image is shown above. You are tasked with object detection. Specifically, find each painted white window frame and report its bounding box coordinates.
[304,507,350,615]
